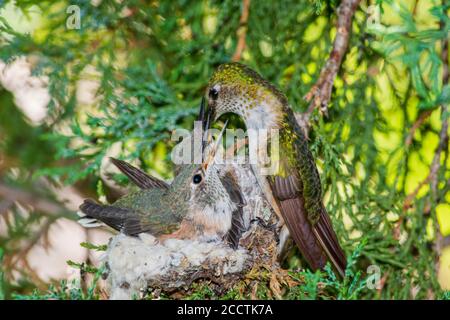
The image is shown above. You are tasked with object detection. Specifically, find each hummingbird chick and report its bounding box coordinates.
[79,125,246,249]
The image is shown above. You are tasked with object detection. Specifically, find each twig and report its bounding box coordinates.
[0,181,76,282]
[0,181,72,218]
[412,0,419,16]
[403,175,431,211]
[430,112,448,196]
[10,218,54,266]
[405,110,432,147]
[0,199,13,215]
[403,109,448,210]
[442,19,449,87]
[434,8,450,267]
[304,0,361,119]
[231,0,251,62]
[403,18,449,210]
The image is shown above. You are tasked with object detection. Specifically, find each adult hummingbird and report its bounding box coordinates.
[78,123,245,249]
[202,62,346,276]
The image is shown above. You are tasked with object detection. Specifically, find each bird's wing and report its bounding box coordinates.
[110,157,169,190]
[219,171,246,249]
[270,174,346,277]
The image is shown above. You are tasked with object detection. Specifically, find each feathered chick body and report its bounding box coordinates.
[79,140,245,249]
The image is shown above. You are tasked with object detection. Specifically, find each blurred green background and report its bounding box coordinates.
[0,0,449,299]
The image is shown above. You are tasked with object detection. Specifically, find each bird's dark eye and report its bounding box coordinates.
[209,87,219,100]
[193,174,203,184]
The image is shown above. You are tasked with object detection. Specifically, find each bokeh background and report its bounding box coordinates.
[0,0,449,299]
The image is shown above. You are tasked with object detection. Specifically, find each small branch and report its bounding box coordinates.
[403,109,448,210]
[9,218,54,267]
[403,175,431,211]
[0,181,78,281]
[433,15,449,263]
[304,0,361,119]
[403,19,449,210]
[430,112,448,196]
[0,199,13,215]
[231,0,251,62]
[405,110,432,147]
[0,181,72,218]
[412,0,419,16]
[441,19,449,87]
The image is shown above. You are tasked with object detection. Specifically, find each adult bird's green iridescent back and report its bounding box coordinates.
[78,125,245,249]
[203,62,347,276]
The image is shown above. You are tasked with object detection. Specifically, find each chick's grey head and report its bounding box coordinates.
[164,162,234,238]
[166,163,230,210]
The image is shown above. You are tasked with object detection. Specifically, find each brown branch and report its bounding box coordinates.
[0,181,79,282]
[433,15,449,260]
[403,175,431,211]
[442,19,449,87]
[0,199,13,215]
[403,19,449,210]
[405,110,432,147]
[304,0,361,119]
[412,0,420,16]
[403,108,448,210]
[430,112,448,196]
[9,218,54,267]
[0,181,73,218]
[231,0,251,62]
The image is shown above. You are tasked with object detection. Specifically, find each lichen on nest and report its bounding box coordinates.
[104,233,249,299]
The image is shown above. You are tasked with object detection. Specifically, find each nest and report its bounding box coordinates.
[104,226,280,299]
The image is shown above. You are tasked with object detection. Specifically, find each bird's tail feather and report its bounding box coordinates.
[78,199,143,235]
[279,198,347,277]
[279,198,328,270]
[313,207,347,278]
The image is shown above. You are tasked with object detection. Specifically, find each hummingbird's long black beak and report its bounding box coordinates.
[197,96,206,124]
[197,96,216,161]
[197,97,208,158]
[197,97,213,131]
[198,96,215,131]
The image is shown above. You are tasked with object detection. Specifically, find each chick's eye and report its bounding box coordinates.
[193,174,203,184]
[209,87,219,100]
